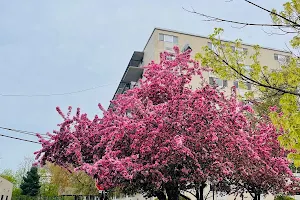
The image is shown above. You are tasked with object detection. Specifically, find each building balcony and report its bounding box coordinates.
[109,51,144,109]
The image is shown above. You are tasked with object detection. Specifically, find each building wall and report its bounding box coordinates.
[112,193,154,200]
[143,31,156,68]
[146,28,291,68]
[0,177,13,200]
[143,28,292,97]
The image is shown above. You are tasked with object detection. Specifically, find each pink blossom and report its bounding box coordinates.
[35,46,299,197]
[269,105,278,112]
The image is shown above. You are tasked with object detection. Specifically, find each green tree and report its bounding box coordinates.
[275,195,295,200]
[190,0,300,165]
[38,166,59,196]
[271,0,300,49]
[15,156,35,187]
[47,163,98,195]
[20,167,41,196]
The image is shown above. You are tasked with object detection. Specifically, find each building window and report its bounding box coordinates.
[209,77,227,88]
[165,47,173,52]
[246,82,252,90]
[231,46,235,52]
[231,46,248,54]
[234,81,251,90]
[182,44,192,52]
[159,33,178,44]
[274,53,290,64]
[208,42,216,52]
[130,81,139,89]
[290,164,300,173]
[234,81,239,88]
[244,65,251,76]
[166,55,175,60]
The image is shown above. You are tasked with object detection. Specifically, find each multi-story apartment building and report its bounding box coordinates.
[110,27,291,107]
[109,28,295,200]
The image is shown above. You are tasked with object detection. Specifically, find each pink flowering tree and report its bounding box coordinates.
[216,114,299,200]
[35,47,298,200]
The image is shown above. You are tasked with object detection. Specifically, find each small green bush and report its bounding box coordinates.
[275,195,295,200]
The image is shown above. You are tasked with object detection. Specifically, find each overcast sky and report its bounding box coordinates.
[0,0,290,171]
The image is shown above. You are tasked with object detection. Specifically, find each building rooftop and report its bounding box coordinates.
[143,27,290,54]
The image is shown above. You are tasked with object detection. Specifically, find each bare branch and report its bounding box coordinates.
[182,190,197,198]
[284,42,300,58]
[262,28,292,36]
[184,0,300,33]
[277,26,299,34]
[183,7,295,28]
[244,0,300,27]
[204,189,212,200]
[231,24,248,29]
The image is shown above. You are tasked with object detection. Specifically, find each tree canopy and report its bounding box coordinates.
[190,0,300,165]
[20,166,41,196]
[45,162,99,195]
[35,47,299,200]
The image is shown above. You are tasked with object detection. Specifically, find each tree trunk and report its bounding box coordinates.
[253,193,261,200]
[199,187,203,200]
[199,182,207,200]
[155,191,167,200]
[196,188,200,200]
[166,184,180,200]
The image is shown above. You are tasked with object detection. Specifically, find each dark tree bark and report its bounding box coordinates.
[166,183,180,200]
[199,182,207,200]
[196,187,200,200]
[155,191,167,200]
[253,192,261,200]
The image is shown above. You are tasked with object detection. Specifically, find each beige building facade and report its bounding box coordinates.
[143,28,291,96]
[0,177,13,200]
[111,27,291,103]
[110,28,295,200]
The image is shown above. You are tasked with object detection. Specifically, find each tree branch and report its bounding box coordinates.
[183,7,295,28]
[183,0,300,30]
[204,189,212,200]
[182,190,197,198]
[180,193,192,200]
[262,28,297,36]
[211,50,300,96]
[244,0,300,27]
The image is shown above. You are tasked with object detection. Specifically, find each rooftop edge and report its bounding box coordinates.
[143,27,291,54]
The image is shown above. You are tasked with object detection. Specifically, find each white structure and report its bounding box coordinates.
[111,194,154,200]
[0,177,13,200]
